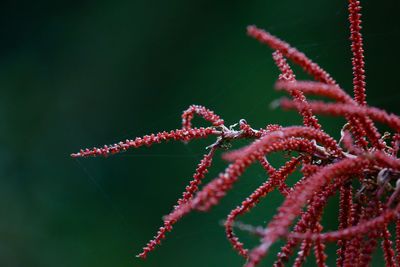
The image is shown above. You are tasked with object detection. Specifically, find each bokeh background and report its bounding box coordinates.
[1,0,400,266]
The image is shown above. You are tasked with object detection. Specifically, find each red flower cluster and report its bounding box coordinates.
[72,1,400,266]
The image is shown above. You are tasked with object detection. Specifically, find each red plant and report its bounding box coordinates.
[72,1,400,266]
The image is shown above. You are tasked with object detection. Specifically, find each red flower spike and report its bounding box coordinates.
[258,156,276,177]
[382,225,396,267]
[277,91,384,149]
[225,157,301,258]
[313,226,328,267]
[137,147,216,259]
[275,80,354,104]
[274,178,340,266]
[181,104,224,129]
[348,0,367,106]
[280,99,400,133]
[289,205,397,242]
[71,127,217,158]
[275,81,386,149]
[272,51,296,82]
[396,219,400,265]
[247,25,336,85]
[336,184,353,266]
[272,51,321,129]
[293,239,312,267]
[72,1,400,266]
[177,147,216,205]
[358,201,380,266]
[293,212,323,266]
[343,200,363,266]
[375,202,397,267]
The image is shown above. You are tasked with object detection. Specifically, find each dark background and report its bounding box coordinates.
[1,0,399,266]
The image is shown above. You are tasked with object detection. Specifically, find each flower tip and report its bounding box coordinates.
[70,152,80,158]
[136,252,146,259]
[246,25,257,34]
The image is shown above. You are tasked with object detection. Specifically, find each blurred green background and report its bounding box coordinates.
[1,0,399,266]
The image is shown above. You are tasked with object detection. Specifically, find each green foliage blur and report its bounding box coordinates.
[1,0,399,266]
